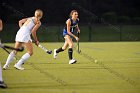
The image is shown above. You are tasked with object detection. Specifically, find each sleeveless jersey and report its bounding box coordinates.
[63,18,79,36]
[20,17,35,35]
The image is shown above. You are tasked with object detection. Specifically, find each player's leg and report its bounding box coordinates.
[14,41,32,70]
[0,63,7,88]
[54,39,69,59]
[65,36,76,64]
[3,42,22,70]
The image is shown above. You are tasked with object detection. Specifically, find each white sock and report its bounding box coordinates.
[0,63,3,81]
[5,51,15,66]
[16,53,30,66]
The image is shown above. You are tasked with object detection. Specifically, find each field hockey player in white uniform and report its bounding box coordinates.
[3,9,43,70]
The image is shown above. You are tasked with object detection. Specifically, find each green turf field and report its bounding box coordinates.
[0,42,140,93]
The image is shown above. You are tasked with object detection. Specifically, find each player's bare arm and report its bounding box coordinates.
[76,24,80,33]
[0,19,3,31]
[31,21,41,45]
[19,18,27,28]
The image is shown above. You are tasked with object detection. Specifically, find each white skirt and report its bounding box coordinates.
[15,27,32,43]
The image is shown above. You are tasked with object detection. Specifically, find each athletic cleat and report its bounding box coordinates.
[47,50,52,54]
[0,81,7,88]
[3,64,9,70]
[53,49,58,59]
[69,59,77,64]
[14,64,24,70]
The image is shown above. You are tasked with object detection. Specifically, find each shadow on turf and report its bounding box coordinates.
[73,47,137,87]
[28,63,67,86]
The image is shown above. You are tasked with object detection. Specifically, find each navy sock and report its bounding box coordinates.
[68,48,73,60]
[56,47,64,53]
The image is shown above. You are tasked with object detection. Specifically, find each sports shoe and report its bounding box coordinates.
[69,59,77,64]
[54,49,58,59]
[3,64,9,70]
[0,81,7,88]
[14,64,24,70]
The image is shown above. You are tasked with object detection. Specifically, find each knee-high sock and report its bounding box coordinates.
[68,48,73,60]
[56,47,64,53]
[16,53,30,66]
[0,63,3,81]
[5,51,15,66]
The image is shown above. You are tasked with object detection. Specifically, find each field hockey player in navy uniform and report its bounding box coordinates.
[54,10,80,64]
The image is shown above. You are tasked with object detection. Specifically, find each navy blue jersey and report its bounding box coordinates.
[63,18,79,36]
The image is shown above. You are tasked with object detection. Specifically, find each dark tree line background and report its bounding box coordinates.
[0,0,140,24]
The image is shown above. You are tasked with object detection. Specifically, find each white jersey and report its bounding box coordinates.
[19,17,35,35]
[15,17,36,43]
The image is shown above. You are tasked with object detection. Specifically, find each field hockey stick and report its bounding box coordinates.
[0,45,19,61]
[0,44,24,52]
[1,45,24,51]
[38,44,52,54]
[2,47,19,61]
[0,41,24,61]
[0,40,24,52]
[1,46,10,54]
[77,32,81,53]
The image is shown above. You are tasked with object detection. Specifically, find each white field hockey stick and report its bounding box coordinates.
[38,44,52,54]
